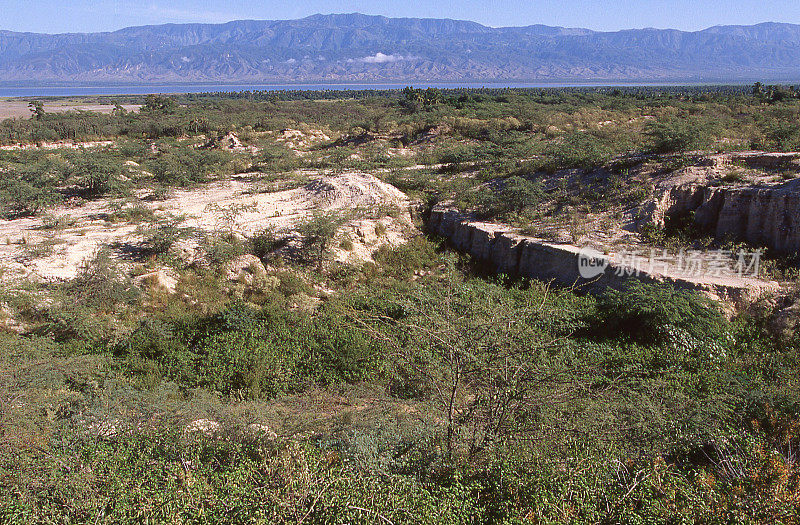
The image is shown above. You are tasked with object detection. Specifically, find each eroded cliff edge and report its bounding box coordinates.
[645,152,800,253]
[428,205,778,303]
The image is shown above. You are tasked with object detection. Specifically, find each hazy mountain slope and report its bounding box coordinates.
[0,14,799,83]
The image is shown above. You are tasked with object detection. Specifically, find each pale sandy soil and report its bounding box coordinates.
[0,172,413,281]
[0,140,114,151]
[0,100,141,120]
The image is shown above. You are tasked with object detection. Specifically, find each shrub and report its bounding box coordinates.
[645,118,715,153]
[373,236,441,279]
[436,145,477,165]
[764,120,800,151]
[67,153,124,197]
[0,179,62,218]
[40,213,76,230]
[66,249,141,311]
[594,280,727,344]
[138,215,195,256]
[41,249,141,343]
[107,202,156,224]
[201,233,249,267]
[146,148,234,186]
[537,131,617,171]
[297,211,346,269]
[339,237,354,251]
[251,226,288,260]
[198,330,300,397]
[477,175,545,219]
[118,300,380,398]
[275,271,313,297]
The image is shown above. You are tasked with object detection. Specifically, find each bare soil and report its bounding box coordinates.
[0,172,413,281]
[0,100,141,120]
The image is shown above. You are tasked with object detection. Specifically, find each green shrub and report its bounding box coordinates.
[118,300,379,398]
[107,202,156,224]
[478,175,545,218]
[764,120,800,151]
[275,271,313,297]
[41,250,141,343]
[67,153,124,197]
[122,317,190,387]
[436,145,476,165]
[198,330,300,397]
[297,211,346,269]
[594,281,727,344]
[251,226,287,260]
[645,117,715,153]
[373,236,441,279]
[201,233,249,267]
[542,131,615,171]
[0,179,62,218]
[65,249,141,311]
[146,148,234,186]
[138,215,195,256]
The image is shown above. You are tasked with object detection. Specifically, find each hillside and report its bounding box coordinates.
[1,14,800,82]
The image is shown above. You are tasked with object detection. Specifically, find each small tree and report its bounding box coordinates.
[502,176,545,215]
[138,214,195,257]
[28,101,45,121]
[142,94,177,114]
[297,211,346,271]
[645,118,714,154]
[348,263,587,461]
[478,176,544,218]
[69,154,123,197]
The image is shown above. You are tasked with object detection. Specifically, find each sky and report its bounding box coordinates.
[1,0,800,34]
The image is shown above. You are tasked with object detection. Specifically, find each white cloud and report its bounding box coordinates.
[348,52,413,64]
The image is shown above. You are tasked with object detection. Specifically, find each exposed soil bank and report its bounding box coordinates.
[646,152,800,253]
[429,206,778,303]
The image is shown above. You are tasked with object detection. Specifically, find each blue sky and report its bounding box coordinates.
[1,0,799,33]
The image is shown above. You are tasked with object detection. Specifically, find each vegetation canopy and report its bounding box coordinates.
[0,85,799,524]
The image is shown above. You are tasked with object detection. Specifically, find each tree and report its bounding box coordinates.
[645,118,710,154]
[69,154,123,197]
[478,176,544,218]
[501,176,545,215]
[297,211,346,271]
[348,264,587,461]
[400,86,444,112]
[28,101,45,121]
[596,280,726,345]
[143,94,178,113]
[0,179,61,218]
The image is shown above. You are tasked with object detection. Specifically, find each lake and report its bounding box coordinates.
[0,81,702,98]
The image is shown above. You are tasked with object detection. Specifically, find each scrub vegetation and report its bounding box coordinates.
[1,85,799,524]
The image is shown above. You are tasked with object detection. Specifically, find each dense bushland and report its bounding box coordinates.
[1,237,798,523]
[2,86,800,523]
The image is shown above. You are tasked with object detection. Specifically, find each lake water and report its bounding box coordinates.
[0,81,699,98]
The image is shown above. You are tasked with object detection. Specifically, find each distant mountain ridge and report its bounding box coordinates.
[1,14,799,83]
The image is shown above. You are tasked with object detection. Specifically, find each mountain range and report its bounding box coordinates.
[1,14,799,83]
